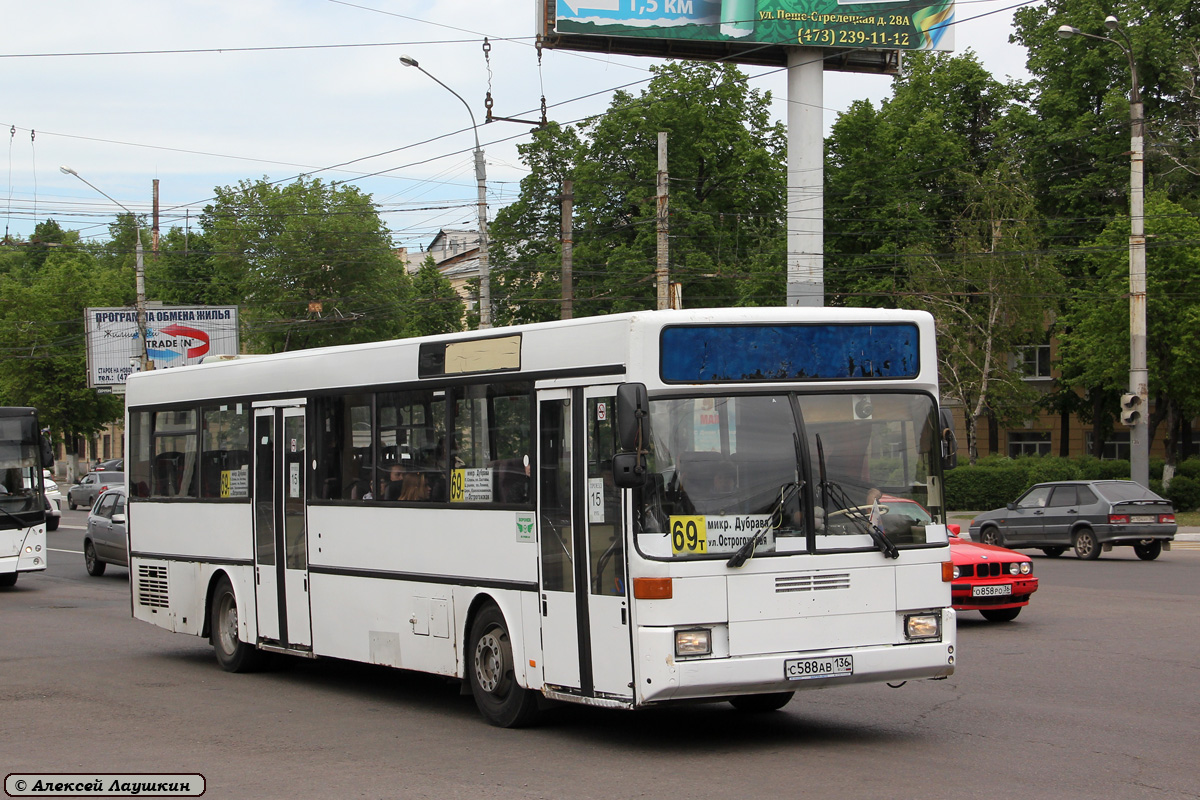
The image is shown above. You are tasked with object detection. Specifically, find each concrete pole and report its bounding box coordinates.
[134,234,150,371]
[786,47,824,307]
[152,178,160,256]
[656,132,670,310]
[1128,73,1148,487]
[473,147,491,329]
[561,179,573,320]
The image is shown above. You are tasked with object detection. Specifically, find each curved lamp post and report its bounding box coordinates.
[400,55,491,329]
[1057,17,1147,487]
[60,166,150,373]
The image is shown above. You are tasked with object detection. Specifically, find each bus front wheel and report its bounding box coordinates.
[730,692,794,712]
[467,604,539,728]
[209,576,265,673]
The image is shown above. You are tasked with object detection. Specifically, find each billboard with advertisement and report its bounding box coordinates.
[540,0,953,70]
[84,306,240,390]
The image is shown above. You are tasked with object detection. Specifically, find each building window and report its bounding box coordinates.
[1085,431,1130,460]
[1008,431,1051,457]
[1016,345,1051,380]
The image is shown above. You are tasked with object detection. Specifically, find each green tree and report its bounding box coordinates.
[0,246,126,452]
[145,226,238,307]
[903,164,1060,463]
[202,177,412,352]
[410,255,464,336]
[825,52,1053,461]
[1013,0,1200,255]
[489,122,584,325]
[825,51,1027,304]
[489,61,786,320]
[1058,193,1200,476]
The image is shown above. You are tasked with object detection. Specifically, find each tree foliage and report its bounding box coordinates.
[825,52,1055,461]
[1013,0,1200,254]
[409,254,465,336]
[489,61,786,322]
[202,177,412,352]
[1058,193,1200,468]
[0,243,126,446]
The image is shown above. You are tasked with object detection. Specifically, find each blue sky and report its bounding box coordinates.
[1,0,1038,252]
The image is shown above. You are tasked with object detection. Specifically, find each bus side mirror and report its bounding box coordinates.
[939,408,957,470]
[40,433,53,471]
[612,452,647,489]
[616,383,649,452]
[614,383,649,488]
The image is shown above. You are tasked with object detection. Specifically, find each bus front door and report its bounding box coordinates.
[538,388,633,702]
[252,403,312,651]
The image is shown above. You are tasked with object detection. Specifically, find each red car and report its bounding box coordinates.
[877,496,1039,622]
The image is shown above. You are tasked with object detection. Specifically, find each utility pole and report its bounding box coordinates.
[561,180,573,320]
[656,132,670,310]
[152,179,160,256]
[1057,17,1148,487]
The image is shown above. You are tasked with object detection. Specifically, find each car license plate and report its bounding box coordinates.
[1131,515,1155,523]
[785,655,853,681]
[973,584,1012,597]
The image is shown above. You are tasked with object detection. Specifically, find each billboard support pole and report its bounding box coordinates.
[786,47,824,307]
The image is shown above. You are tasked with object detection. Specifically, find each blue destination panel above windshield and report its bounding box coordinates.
[660,324,920,383]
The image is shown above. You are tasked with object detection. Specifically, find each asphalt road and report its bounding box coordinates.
[4,509,1199,800]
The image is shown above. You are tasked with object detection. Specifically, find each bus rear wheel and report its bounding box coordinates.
[467,604,539,728]
[730,692,794,712]
[209,576,265,672]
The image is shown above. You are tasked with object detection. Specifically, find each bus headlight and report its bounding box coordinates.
[904,613,941,641]
[675,628,712,657]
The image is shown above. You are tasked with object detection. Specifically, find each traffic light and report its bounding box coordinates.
[1120,393,1143,426]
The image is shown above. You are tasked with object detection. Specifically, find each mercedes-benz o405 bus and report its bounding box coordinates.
[124,308,957,726]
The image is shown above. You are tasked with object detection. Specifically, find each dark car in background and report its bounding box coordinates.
[969,480,1176,560]
[67,471,124,510]
[84,485,127,576]
[880,496,1038,622]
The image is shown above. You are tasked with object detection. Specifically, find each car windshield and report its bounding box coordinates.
[633,392,944,559]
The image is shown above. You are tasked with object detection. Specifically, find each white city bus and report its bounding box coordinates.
[0,407,51,587]
[125,308,957,726]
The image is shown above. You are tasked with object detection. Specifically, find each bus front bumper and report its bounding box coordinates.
[634,608,956,705]
[0,527,47,575]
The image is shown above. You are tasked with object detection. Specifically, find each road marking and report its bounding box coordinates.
[1171,542,1200,550]
[49,547,82,555]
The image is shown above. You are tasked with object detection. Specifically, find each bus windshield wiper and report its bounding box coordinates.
[815,435,898,560]
[726,478,803,569]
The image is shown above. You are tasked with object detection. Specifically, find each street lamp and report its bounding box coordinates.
[400,54,491,329]
[1057,17,1148,487]
[60,166,151,373]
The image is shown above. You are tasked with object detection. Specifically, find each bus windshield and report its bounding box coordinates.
[0,416,43,527]
[634,392,942,559]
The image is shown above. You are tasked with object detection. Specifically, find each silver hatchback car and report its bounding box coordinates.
[969,480,1176,560]
[84,486,127,576]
